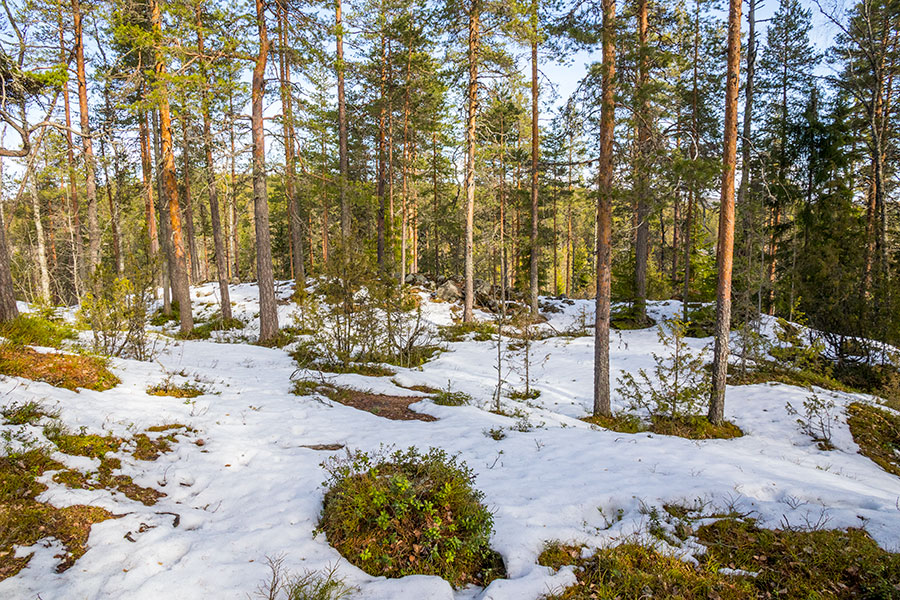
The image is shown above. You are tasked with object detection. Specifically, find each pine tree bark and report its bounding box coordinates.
[0,158,17,322]
[59,6,82,297]
[196,9,232,320]
[633,0,650,323]
[151,0,192,333]
[529,6,540,316]
[28,172,51,301]
[139,109,160,289]
[709,0,742,425]
[336,0,350,241]
[153,109,173,314]
[181,117,200,283]
[252,0,279,343]
[377,34,388,267]
[463,0,481,322]
[278,3,305,286]
[72,0,100,277]
[593,0,616,417]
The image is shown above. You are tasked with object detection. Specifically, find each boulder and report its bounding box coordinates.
[435,280,462,302]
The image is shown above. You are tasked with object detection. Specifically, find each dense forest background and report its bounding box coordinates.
[1,0,898,355]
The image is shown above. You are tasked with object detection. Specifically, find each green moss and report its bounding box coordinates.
[582,413,742,440]
[439,321,497,343]
[147,381,204,398]
[0,343,119,391]
[47,431,121,459]
[540,541,754,599]
[0,447,115,580]
[847,402,900,477]
[698,519,900,599]
[319,447,504,588]
[1,400,56,426]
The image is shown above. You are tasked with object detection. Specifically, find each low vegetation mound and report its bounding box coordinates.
[0,313,76,348]
[0,343,119,391]
[294,381,435,422]
[540,518,900,599]
[318,447,504,588]
[847,401,900,477]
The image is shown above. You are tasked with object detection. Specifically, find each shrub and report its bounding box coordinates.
[78,272,154,360]
[0,313,76,348]
[254,558,353,600]
[295,247,439,371]
[432,384,472,407]
[617,319,711,421]
[786,388,838,450]
[318,447,503,587]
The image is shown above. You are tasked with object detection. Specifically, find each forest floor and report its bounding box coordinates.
[1,282,899,599]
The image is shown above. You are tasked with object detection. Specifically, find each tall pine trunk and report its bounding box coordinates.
[151,0,192,333]
[336,0,350,241]
[633,0,650,323]
[593,0,616,417]
[252,0,279,343]
[463,0,481,322]
[73,0,100,277]
[197,8,232,320]
[529,3,540,316]
[709,0,742,425]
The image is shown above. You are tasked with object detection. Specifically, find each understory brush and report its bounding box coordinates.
[78,269,156,360]
[540,514,900,599]
[0,311,76,348]
[293,249,440,371]
[254,557,353,600]
[317,447,504,587]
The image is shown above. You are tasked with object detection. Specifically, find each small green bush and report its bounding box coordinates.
[318,447,503,587]
[432,385,472,407]
[0,313,76,348]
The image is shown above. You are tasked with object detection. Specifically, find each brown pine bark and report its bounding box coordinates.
[401,45,412,282]
[58,6,82,297]
[0,157,17,322]
[336,0,350,241]
[151,0,193,333]
[529,5,540,316]
[633,0,650,322]
[72,0,100,277]
[278,3,305,286]
[139,109,160,284]
[377,34,388,268]
[181,116,200,283]
[463,0,481,322]
[196,9,232,321]
[252,0,279,343]
[152,109,173,314]
[709,0,742,425]
[593,0,615,417]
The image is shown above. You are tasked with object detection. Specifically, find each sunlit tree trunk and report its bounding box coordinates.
[252,0,279,342]
[72,0,100,276]
[709,0,742,424]
[529,1,540,315]
[151,0,192,333]
[593,0,616,417]
[336,0,350,241]
[463,0,481,322]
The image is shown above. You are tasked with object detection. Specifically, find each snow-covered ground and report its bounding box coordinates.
[2,282,899,599]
